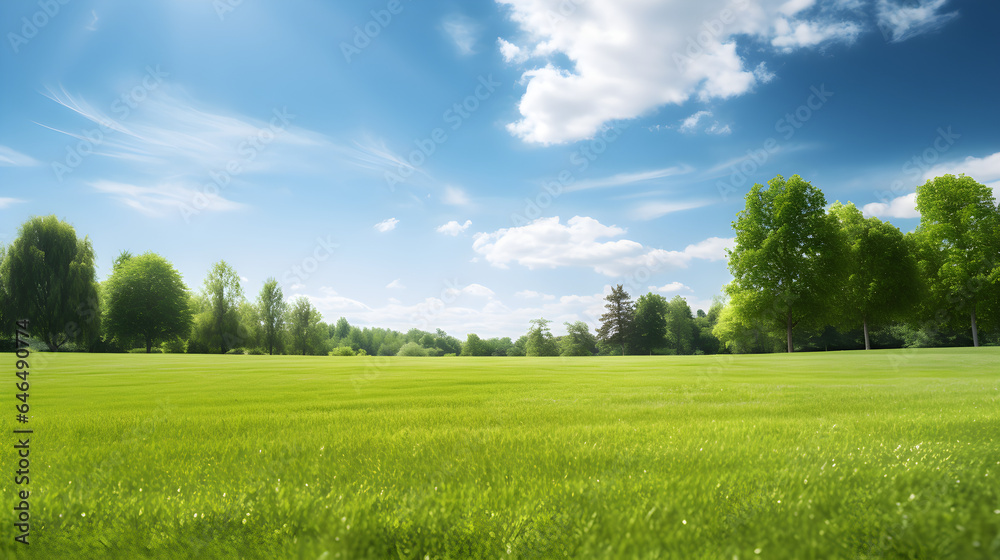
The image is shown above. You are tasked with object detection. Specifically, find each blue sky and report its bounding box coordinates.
[2,0,999,338]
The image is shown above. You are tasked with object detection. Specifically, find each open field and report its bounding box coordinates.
[3,349,999,559]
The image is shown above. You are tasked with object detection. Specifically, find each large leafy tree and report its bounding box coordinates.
[201,260,245,353]
[256,278,287,355]
[664,295,696,355]
[560,321,598,356]
[525,317,560,356]
[725,175,844,352]
[103,252,193,353]
[633,293,668,354]
[830,202,921,350]
[288,296,324,355]
[0,216,101,350]
[597,284,635,355]
[914,174,1000,347]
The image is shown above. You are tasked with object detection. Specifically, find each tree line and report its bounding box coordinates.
[0,173,996,355]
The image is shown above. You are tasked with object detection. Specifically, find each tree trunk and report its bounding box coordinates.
[146,336,152,354]
[971,308,979,348]
[786,313,793,353]
[863,317,870,351]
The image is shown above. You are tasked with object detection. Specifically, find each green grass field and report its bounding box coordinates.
[3,349,999,559]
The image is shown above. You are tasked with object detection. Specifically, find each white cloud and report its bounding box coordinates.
[446,283,496,298]
[515,290,556,300]
[862,192,919,219]
[922,151,1000,204]
[443,186,471,206]
[0,145,39,167]
[498,38,528,63]
[471,215,733,276]
[374,218,399,232]
[876,0,958,43]
[0,198,26,209]
[436,219,472,236]
[89,180,243,216]
[771,18,861,52]
[443,15,478,55]
[498,0,884,144]
[633,200,714,220]
[566,165,692,193]
[649,282,693,294]
[386,279,405,290]
[680,111,713,133]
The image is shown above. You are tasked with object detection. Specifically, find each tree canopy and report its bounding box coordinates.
[597,285,635,355]
[103,252,193,353]
[0,215,101,350]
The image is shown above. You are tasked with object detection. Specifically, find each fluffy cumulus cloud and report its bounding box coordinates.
[862,192,919,219]
[374,218,399,232]
[436,219,472,236]
[497,0,957,144]
[649,281,693,294]
[471,215,733,276]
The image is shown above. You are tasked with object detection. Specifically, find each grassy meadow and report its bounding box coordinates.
[3,349,999,559]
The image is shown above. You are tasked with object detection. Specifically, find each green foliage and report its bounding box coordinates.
[397,341,428,356]
[256,278,287,355]
[559,320,598,356]
[525,318,559,356]
[288,296,324,355]
[725,175,845,352]
[664,295,696,355]
[103,252,193,353]
[195,260,246,354]
[597,285,635,355]
[830,202,921,349]
[633,293,668,354]
[0,215,101,350]
[329,346,356,357]
[914,174,1000,346]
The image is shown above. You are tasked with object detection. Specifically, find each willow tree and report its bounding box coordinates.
[0,216,101,350]
[725,175,844,352]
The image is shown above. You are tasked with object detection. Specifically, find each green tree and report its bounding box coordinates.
[725,175,844,352]
[256,278,287,355]
[201,260,246,353]
[525,318,559,356]
[461,333,489,356]
[103,252,193,353]
[0,216,101,350]
[915,174,1000,347]
[664,295,696,354]
[633,293,668,354]
[288,296,323,355]
[560,321,598,356]
[597,285,635,355]
[830,202,921,350]
[397,341,428,356]
[333,317,351,341]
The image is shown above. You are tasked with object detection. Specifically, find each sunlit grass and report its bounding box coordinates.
[3,348,999,559]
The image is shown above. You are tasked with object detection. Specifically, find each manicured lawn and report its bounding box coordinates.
[4,348,999,559]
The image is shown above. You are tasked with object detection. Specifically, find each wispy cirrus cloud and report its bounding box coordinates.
[876,0,958,43]
[89,180,245,216]
[565,165,692,193]
[0,198,27,209]
[0,145,40,167]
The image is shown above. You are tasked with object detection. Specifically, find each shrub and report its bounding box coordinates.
[329,346,356,357]
[396,342,428,357]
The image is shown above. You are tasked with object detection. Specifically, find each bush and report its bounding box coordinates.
[396,342,428,357]
[356,348,368,357]
[128,347,161,354]
[246,348,265,355]
[329,346,356,357]
[225,347,245,355]
[162,337,187,354]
